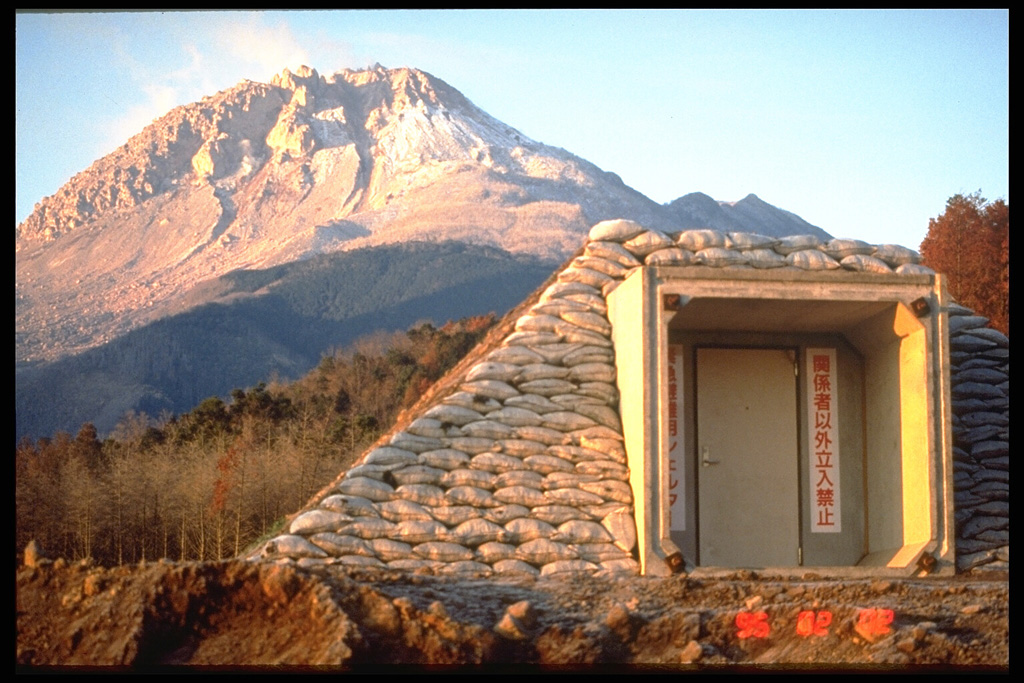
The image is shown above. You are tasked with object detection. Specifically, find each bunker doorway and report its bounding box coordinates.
[695,347,800,567]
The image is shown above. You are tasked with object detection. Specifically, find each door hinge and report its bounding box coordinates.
[798,547,803,565]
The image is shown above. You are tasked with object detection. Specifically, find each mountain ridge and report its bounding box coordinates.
[16,63,831,439]
[16,65,686,366]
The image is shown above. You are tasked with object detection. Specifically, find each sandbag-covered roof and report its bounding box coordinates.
[253,220,1008,575]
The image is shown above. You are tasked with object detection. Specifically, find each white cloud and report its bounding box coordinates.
[97,12,318,153]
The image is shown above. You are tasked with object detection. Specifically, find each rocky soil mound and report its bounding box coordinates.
[17,558,1007,671]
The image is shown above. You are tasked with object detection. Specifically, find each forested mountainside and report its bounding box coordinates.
[16,314,496,567]
[17,241,555,441]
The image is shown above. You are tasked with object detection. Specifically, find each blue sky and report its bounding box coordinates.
[16,9,1008,251]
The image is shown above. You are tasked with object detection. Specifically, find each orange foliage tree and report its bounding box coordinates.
[920,192,1009,335]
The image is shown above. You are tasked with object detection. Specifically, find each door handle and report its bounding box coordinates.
[701,446,720,467]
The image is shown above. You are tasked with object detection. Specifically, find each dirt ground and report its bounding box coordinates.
[16,557,1008,672]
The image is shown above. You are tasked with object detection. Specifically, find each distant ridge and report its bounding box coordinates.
[664,192,830,239]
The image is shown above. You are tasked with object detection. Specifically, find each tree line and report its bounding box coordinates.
[15,315,495,566]
[920,191,1009,335]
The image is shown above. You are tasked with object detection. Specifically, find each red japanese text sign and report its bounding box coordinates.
[806,348,841,532]
[668,344,686,531]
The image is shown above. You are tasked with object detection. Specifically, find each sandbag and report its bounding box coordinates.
[289,509,353,535]
[823,238,874,259]
[726,232,779,251]
[460,379,520,401]
[450,518,511,546]
[470,452,524,473]
[466,361,522,383]
[518,378,578,397]
[378,499,434,522]
[445,485,498,507]
[558,266,614,289]
[530,505,589,525]
[481,504,532,525]
[872,243,922,266]
[476,541,517,563]
[423,404,486,426]
[492,559,540,576]
[585,240,643,266]
[589,219,646,243]
[895,263,935,275]
[504,517,557,543]
[441,391,500,413]
[542,411,598,432]
[695,247,749,267]
[504,394,562,415]
[516,538,578,565]
[310,533,374,557]
[320,494,379,517]
[394,519,449,544]
[394,484,447,507]
[364,446,418,467]
[840,254,893,274]
[575,460,630,481]
[554,519,613,544]
[645,248,696,266]
[523,454,576,474]
[574,542,630,563]
[515,363,570,382]
[336,476,394,502]
[370,538,414,562]
[389,431,443,454]
[461,420,517,440]
[623,230,674,257]
[601,508,638,552]
[785,249,841,270]
[447,437,499,455]
[745,248,787,269]
[544,487,606,507]
[487,406,544,427]
[413,541,475,562]
[676,229,727,251]
[389,465,446,487]
[343,517,397,540]
[429,505,480,526]
[511,426,567,446]
[493,485,549,508]
[441,468,497,490]
[262,535,327,559]
[494,437,550,457]
[417,449,471,471]
[579,478,633,502]
[774,234,823,254]
[488,345,545,366]
[495,470,545,489]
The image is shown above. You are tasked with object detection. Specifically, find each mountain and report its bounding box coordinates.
[17,241,555,439]
[16,65,674,368]
[665,192,831,238]
[15,64,830,440]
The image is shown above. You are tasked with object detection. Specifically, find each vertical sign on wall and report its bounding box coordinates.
[668,344,686,530]
[807,348,841,533]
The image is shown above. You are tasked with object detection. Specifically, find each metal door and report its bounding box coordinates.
[696,348,800,566]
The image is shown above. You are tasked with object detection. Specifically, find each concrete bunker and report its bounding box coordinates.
[608,266,955,576]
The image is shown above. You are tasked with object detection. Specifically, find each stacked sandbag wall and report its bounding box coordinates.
[256,220,1007,576]
[947,305,1010,571]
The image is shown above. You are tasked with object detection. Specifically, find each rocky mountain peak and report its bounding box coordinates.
[16,65,673,367]
[271,64,323,93]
